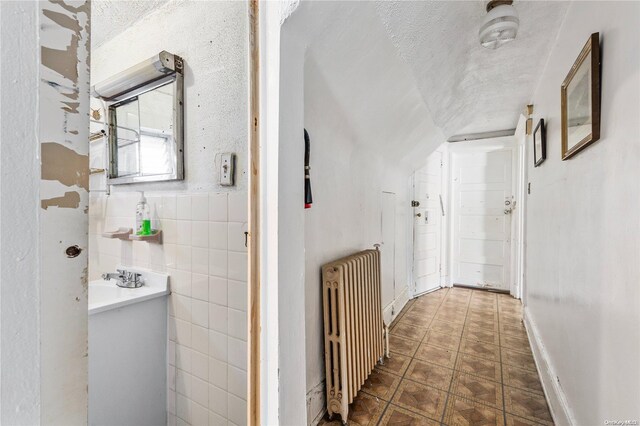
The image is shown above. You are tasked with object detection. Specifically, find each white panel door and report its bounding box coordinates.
[451,150,513,290]
[413,152,442,296]
[381,191,396,309]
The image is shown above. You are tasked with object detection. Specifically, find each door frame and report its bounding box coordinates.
[445,136,525,297]
[409,149,447,299]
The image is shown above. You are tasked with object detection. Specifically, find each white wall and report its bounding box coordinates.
[524,2,640,424]
[89,2,249,425]
[1,3,41,422]
[1,1,91,423]
[302,46,412,426]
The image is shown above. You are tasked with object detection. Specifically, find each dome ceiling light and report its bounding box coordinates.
[479,0,520,49]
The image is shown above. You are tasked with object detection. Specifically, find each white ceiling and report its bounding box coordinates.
[91,0,169,49]
[287,0,569,148]
[374,1,569,137]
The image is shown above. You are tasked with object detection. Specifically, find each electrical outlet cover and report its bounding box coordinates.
[220,153,235,186]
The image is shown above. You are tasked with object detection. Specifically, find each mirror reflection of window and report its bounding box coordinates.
[112,81,176,179]
[115,100,141,177]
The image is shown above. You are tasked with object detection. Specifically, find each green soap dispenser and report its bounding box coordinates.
[136,191,151,236]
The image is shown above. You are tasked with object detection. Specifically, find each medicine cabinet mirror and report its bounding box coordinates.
[92,51,184,184]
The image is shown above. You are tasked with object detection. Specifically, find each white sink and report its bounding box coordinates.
[89,266,170,426]
[88,267,169,315]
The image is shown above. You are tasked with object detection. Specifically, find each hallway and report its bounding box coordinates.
[322,288,551,425]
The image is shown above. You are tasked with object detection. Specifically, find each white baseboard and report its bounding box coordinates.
[384,285,409,325]
[306,380,326,426]
[523,307,576,426]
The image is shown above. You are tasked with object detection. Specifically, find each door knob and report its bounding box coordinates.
[504,209,512,215]
[416,213,422,217]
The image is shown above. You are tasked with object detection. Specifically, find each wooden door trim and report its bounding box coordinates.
[248,1,260,424]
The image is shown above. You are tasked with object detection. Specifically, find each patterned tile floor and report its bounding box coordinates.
[319,287,554,426]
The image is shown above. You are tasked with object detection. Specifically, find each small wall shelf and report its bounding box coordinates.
[129,230,163,244]
[102,228,132,240]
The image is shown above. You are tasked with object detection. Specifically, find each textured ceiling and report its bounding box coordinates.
[91,0,169,48]
[287,1,569,147]
[374,1,569,137]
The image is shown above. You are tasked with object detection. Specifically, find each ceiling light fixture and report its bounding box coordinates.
[479,0,519,49]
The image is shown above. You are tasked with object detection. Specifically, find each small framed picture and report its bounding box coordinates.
[533,119,546,167]
[561,32,601,160]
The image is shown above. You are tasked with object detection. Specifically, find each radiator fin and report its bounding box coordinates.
[322,249,384,421]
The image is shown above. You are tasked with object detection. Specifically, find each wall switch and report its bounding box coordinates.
[220,153,236,186]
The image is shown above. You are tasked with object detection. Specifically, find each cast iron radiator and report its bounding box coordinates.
[322,247,385,422]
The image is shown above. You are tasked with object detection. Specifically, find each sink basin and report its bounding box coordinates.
[88,267,169,315]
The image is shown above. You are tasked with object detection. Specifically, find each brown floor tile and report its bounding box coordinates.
[405,358,454,391]
[380,404,440,426]
[501,348,537,372]
[435,312,466,324]
[411,305,441,316]
[443,395,505,426]
[463,327,500,345]
[392,380,447,421]
[321,392,386,426]
[379,353,412,376]
[391,315,429,340]
[466,319,498,332]
[502,365,544,395]
[499,315,524,328]
[325,289,551,426]
[504,386,553,425]
[500,334,531,353]
[414,298,443,308]
[431,320,465,336]
[469,301,497,309]
[459,339,501,362]
[390,335,420,357]
[423,330,461,351]
[500,324,527,339]
[505,414,542,425]
[414,343,457,368]
[402,311,435,327]
[455,353,502,382]
[466,321,500,334]
[450,371,503,409]
[468,308,498,318]
[392,322,428,341]
[498,309,522,318]
[361,369,401,401]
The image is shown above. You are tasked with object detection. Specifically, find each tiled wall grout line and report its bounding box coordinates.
[89,191,249,426]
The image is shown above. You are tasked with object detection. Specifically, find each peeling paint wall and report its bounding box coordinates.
[39,0,91,423]
[0,0,90,423]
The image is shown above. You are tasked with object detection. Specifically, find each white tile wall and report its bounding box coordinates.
[89,191,248,426]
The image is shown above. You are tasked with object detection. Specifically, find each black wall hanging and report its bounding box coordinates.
[304,129,313,209]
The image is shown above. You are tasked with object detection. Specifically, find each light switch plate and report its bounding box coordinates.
[220,153,235,186]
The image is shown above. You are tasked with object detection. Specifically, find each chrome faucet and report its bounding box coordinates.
[102,269,145,288]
